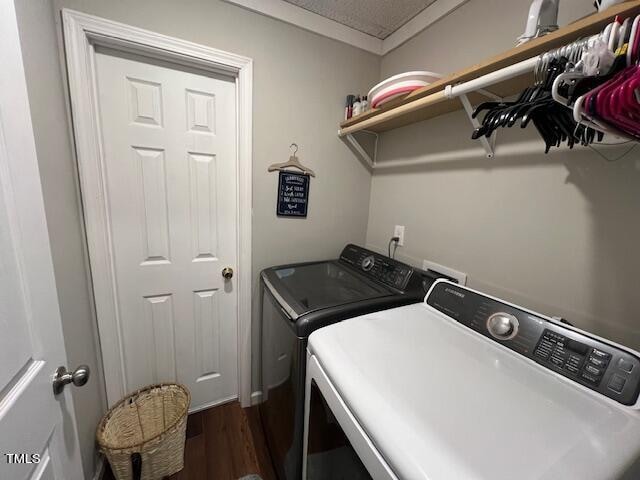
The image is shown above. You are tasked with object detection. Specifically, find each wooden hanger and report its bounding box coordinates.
[268,143,316,177]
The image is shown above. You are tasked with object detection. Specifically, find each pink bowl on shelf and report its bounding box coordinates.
[368,71,442,108]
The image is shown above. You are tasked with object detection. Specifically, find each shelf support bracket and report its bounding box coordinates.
[477,88,503,101]
[341,131,378,169]
[458,92,495,158]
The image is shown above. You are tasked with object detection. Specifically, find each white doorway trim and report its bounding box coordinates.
[62,9,254,408]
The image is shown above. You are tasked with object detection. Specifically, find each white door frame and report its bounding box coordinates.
[62,9,253,408]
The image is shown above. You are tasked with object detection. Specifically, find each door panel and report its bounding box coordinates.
[194,289,221,381]
[142,293,177,382]
[30,449,54,480]
[0,0,83,478]
[135,146,171,264]
[189,152,219,261]
[94,47,238,409]
[0,192,32,388]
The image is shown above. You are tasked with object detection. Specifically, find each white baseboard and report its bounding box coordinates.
[250,390,263,405]
[188,394,238,414]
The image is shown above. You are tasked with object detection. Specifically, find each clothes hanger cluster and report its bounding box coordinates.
[268,143,316,177]
[472,55,601,152]
[553,14,640,141]
[472,14,640,153]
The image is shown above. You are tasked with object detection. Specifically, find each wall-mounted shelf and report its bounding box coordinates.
[339,0,640,147]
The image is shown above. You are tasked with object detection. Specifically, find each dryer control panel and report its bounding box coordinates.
[426,281,640,406]
[340,244,414,291]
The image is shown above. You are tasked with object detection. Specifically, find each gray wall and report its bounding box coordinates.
[17,0,378,476]
[368,0,640,351]
[13,0,107,477]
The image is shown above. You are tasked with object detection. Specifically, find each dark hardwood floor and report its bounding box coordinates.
[103,402,277,480]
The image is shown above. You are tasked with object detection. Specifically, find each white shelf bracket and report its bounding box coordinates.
[458,92,495,158]
[477,88,503,101]
[341,130,379,169]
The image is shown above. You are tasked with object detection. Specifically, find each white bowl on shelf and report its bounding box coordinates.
[368,71,442,108]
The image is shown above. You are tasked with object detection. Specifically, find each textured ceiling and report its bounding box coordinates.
[283,0,439,39]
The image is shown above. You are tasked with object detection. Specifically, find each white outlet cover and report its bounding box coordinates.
[422,259,467,285]
[394,225,405,246]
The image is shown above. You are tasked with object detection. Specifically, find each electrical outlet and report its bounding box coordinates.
[393,225,405,246]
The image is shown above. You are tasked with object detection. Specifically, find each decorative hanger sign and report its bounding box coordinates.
[269,144,313,218]
[267,143,316,177]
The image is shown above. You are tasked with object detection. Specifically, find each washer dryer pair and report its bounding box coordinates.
[260,245,446,480]
[304,280,640,480]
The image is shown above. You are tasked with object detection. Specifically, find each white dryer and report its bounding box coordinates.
[303,279,640,480]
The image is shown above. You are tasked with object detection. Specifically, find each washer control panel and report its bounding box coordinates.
[487,312,519,340]
[427,281,640,405]
[340,244,414,290]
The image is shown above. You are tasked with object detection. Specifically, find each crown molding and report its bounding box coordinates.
[224,0,471,57]
[223,0,383,54]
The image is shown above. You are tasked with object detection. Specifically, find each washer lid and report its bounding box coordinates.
[309,303,640,480]
[262,261,390,319]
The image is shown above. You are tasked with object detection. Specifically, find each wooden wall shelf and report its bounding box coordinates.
[339,0,640,137]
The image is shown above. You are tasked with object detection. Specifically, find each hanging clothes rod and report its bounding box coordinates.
[444,57,540,100]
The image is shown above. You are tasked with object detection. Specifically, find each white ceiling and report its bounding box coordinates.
[283,0,438,39]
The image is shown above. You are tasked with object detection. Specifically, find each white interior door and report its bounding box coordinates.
[0,0,84,478]
[92,47,239,410]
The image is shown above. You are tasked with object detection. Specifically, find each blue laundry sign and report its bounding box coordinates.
[277,171,310,217]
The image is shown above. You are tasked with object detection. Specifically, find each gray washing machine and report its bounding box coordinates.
[259,244,450,480]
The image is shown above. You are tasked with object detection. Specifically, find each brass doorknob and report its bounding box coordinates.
[222,267,234,280]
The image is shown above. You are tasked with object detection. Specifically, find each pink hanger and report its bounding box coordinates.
[563,13,640,140]
[596,67,640,137]
[619,73,640,117]
[573,68,638,140]
[610,70,640,131]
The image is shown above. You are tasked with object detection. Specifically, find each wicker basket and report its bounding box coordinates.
[96,384,190,480]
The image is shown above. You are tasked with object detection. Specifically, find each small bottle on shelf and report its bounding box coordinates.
[345,94,355,120]
[361,95,369,112]
[353,96,362,116]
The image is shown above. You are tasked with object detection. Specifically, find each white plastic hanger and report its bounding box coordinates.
[617,17,630,52]
[552,23,622,107]
[552,70,589,105]
[628,15,640,67]
[608,20,621,52]
[268,143,316,177]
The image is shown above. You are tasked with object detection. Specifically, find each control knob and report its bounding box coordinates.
[361,255,375,272]
[487,312,519,340]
